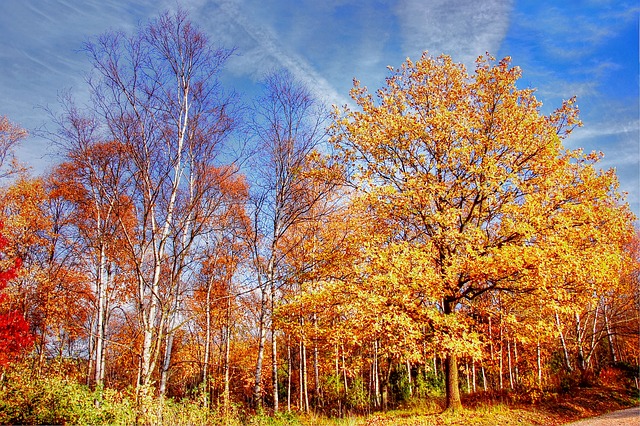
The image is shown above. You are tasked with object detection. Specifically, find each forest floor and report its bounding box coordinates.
[277,386,639,426]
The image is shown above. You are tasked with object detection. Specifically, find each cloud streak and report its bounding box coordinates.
[203,0,350,106]
[394,0,513,68]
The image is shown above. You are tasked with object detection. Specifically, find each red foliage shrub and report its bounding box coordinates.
[0,221,33,367]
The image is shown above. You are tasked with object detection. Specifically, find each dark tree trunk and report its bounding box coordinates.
[444,298,463,411]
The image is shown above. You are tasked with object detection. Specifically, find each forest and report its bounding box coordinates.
[0,9,638,426]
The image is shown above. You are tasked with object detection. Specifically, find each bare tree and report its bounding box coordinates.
[246,70,330,410]
[0,116,27,178]
[83,8,237,399]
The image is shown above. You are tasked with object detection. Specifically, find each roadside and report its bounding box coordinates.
[564,406,639,425]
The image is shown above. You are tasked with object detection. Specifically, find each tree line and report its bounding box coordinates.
[0,9,637,419]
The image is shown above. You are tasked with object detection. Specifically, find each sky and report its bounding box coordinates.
[1,0,638,216]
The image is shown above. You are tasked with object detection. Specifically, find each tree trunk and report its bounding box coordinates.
[603,301,617,363]
[301,332,309,412]
[499,317,504,390]
[465,359,470,394]
[445,354,462,411]
[444,299,462,411]
[202,279,212,408]
[313,313,321,407]
[286,338,292,412]
[299,339,303,410]
[223,292,232,413]
[481,362,487,391]
[271,314,278,411]
[253,286,268,408]
[575,312,586,371]
[373,341,380,408]
[94,243,108,388]
[514,340,519,385]
[555,311,573,372]
[159,330,174,396]
[536,340,542,388]
[433,350,438,378]
[406,359,413,397]
[472,360,476,393]
[271,280,279,412]
[507,340,513,390]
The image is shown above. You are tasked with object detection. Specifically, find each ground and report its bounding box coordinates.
[287,386,639,426]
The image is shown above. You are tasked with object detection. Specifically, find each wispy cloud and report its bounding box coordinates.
[394,0,513,68]
[201,0,350,106]
[511,3,639,61]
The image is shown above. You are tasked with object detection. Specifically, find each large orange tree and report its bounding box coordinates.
[330,53,635,410]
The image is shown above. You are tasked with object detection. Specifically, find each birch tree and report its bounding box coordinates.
[84,9,236,398]
[246,70,329,410]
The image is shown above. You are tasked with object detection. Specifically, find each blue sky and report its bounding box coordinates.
[1,0,638,216]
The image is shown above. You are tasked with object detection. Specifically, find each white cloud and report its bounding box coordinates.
[394,0,513,68]
[202,0,351,106]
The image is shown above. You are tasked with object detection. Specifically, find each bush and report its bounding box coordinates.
[0,364,136,425]
[414,368,444,398]
[0,361,241,425]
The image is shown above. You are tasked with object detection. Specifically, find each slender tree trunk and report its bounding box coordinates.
[575,312,585,371]
[465,359,470,393]
[433,350,438,378]
[335,344,340,414]
[499,319,504,390]
[341,345,348,395]
[94,243,107,389]
[374,341,380,408]
[537,340,542,388]
[406,359,413,397]
[223,292,232,412]
[87,314,94,387]
[299,339,303,410]
[482,362,487,391]
[271,316,278,411]
[507,340,514,390]
[489,316,494,361]
[472,360,476,393]
[160,266,185,397]
[271,280,279,412]
[313,313,320,407]
[286,337,292,412]
[555,311,573,372]
[202,280,212,408]
[587,305,599,368]
[253,286,268,408]
[302,334,309,412]
[159,330,174,396]
[514,340,519,385]
[603,301,617,363]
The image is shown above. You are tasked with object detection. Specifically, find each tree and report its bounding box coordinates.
[49,139,132,389]
[330,53,635,410]
[0,116,27,178]
[245,70,330,410]
[0,222,32,368]
[83,8,237,399]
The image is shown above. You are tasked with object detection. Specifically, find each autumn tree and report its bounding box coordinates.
[330,53,635,411]
[0,116,27,178]
[83,8,238,400]
[0,222,32,368]
[0,119,32,367]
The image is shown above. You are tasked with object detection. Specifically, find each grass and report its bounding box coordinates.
[251,386,638,426]
[1,364,636,425]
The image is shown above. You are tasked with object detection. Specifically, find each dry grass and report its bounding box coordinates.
[281,386,638,426]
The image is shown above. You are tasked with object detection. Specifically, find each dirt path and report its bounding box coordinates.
[565,406,640,425]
